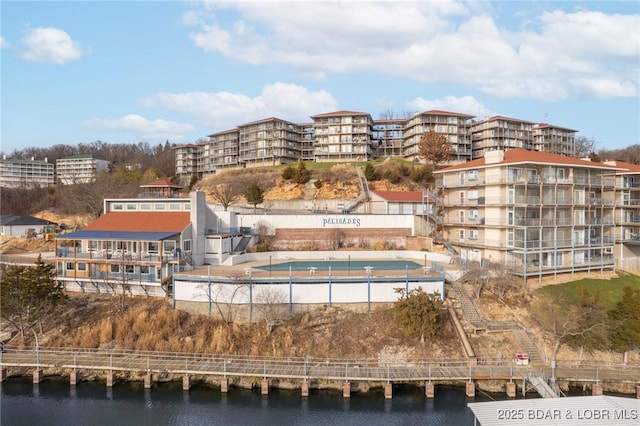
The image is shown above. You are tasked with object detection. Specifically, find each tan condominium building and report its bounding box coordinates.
[603,160,640,271]
[0,156,55,188]
[404,110,474,163]
[311,110,374,162]
[435,148,621,284]
[56,154,110,184]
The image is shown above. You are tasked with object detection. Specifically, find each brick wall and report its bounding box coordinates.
[272,228,412,250]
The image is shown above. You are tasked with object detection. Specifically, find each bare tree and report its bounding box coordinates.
[208,183,242,211]
[255,220,274,251]
[574,136,597,158]
[531,293,609,384]
[254,286,288,334]
[461,262,489,300]
[196,272,248,325]
[418,131,454,168]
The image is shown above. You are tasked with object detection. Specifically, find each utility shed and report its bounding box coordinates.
[467,395,639,426]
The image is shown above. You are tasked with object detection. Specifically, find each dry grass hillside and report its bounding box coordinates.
[17,294,462,362]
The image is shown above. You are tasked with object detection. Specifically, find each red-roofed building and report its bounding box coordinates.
[139,178,183,198]
[54,192,246,296]
[434,149,622,283]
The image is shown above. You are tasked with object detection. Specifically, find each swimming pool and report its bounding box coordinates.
[254,259,423,272]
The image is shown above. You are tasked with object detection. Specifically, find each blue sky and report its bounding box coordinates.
[1,1,639,155]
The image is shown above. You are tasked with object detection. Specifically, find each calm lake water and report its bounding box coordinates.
[1,378,498,425]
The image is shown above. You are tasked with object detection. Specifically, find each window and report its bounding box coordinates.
[126,203,137,210]
[148,242,159,253]
[77,263,87,271]
[154,204,166,210]
[468,209,478,219]
[469,230,478,240]
[183,240,191,252]
[140,265,150,274]
[112,204,124,211]
[66,262,75,270]
[164,241,176,252]
[458,230,465,241]
[468,190,478,200]
[468,170,478,181]
[110,264,120,273]
[125,265,134,274]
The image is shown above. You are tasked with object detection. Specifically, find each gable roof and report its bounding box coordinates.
[603,160,640,173]
[435,149,622,173]
[83,212,190,232]
[310,110,370,118]
[0,214,56,226]
[371,190,424,202]
[139,179,183,189]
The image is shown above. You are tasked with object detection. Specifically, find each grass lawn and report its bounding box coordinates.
[538,272,640,309]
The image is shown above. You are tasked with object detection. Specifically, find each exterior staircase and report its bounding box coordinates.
[452,281,544,365]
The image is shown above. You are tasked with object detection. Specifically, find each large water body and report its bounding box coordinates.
[1,378,507,425]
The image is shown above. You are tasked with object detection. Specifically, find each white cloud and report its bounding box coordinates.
[82,115,194,140]
[20,27,86,64]
[184,2,639,100]
[139,82,338,129]
[407,95,496,118]
[0,36,9,49]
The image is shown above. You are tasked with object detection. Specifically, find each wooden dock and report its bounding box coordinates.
[2,348,639,399]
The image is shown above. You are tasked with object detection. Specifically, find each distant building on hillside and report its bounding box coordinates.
[0,156,55,188]
[56,154,110,184]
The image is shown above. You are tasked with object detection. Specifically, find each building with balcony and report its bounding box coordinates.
[372,118,406,158]
[434,149,619,284]
[604,160,640,270]
[238,117,302,168]
[532,123,578,158]
[0,157,55,188]
[470,116,535,160]
[174,144,198,185]
[199,128,240,178]
[404,110,474,163]
[56,155,110,184]
[311,110,374,162]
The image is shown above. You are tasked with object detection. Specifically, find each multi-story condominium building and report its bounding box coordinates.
[372,118,406,158]
[174,144,198,184]
[0,156,55,188]
[604,160,640,270]
[299,122,315,160]
[532,123,578,158]
[174,110,581,180]
[238,117,302,168]
[311,110,374,162]
[434,148,618,284]
[404,110,474,163]
[470,116,534,159]
[199,128,239,178]
[56,154,110,184]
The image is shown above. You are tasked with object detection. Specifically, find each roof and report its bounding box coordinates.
[139,178,183,189]
[310,110,371,118]
[467,395,640,426]
[83,212,190,232]
[0,214,56,226]
[238,116,298,128]
[474,115,535,124]
[604,160,640,173]
[371,190,424,202]
[418,109,475,118]
[435,149,623,173]
[534,122,578,132]
[58,230,180,241]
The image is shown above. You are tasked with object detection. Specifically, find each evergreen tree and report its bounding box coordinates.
[609,286,640,353]
[393,287,443,342]
[244,181,264,212]
[364,163,377,181]
[0,256,66,342]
